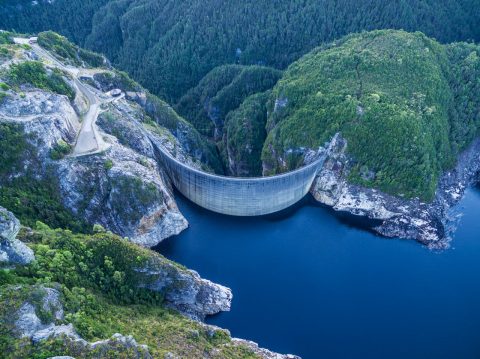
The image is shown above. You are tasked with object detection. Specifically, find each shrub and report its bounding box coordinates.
[8,61,75,100]
[38,31,105,68]
[50,140,72,160]
[104,159,113,171]
[0,31,13,45]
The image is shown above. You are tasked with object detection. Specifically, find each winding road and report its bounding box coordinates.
[13,37,108,156]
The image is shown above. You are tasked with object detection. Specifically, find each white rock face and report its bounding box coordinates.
[32,323,80,343]
[134,209,188,247]
[231,338,301,359]
[90,333,151,358]
[0,91,80,160]
[1,87,188,247]
[56,135,188,247]
[15,287,80,343]
[0,206,20,242]
[0,206,34,265]
[311,134,480,248]
[137,258,233,321]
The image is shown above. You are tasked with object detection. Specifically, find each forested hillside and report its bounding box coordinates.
[261,30,480,201]
[176,65,281,139]
[1,0,479,102]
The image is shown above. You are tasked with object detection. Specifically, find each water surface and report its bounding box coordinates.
[157,188,480,359]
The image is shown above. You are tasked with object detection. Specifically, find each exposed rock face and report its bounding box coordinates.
[0,90,80,161]
[13,285,152,358]
[0,206,20,243]
[231,338,300,359]
[10,284,291,359]
[88,333,152,359]
[15,287,78,342]
[311,134,480,248]
[97,100,207,172]
[91,72,222,172]
[138,258,232,321]
[56,137,188,247]
[1,88,188,247]
[0,206,34,265]
[195,323,300,359]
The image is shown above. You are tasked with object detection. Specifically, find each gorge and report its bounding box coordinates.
[1,3,480,357]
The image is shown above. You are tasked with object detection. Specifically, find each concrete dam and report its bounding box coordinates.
[156,144,326,216]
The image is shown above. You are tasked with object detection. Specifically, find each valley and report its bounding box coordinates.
[0,2,479,358]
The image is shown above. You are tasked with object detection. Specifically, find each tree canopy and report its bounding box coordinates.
[1,0,479,101]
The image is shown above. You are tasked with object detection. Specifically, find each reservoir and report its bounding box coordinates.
[156,187,480,359]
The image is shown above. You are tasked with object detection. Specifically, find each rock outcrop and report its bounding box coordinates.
[56,136,188,247]
[231,338,300,359]
[311,134,480,248]
[9,284,292,359]
[0,86,188,248]
[96,99,208,172]
[13,285,152,358]
[91,71,223,173]
[0,206,34,265]
[15,286,79,342]
[138,257,232,321]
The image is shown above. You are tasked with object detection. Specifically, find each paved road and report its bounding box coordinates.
[14,37,108,156]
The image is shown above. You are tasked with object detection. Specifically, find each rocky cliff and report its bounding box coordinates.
[0,211,297,359]
[0,89,187,247]
[0,40,192,247]
[311,134,480,248]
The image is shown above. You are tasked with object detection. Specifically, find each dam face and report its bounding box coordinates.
[156,145,324,216]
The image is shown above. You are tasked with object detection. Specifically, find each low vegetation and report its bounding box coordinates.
[0,31,14,44]
[0,223,261,358]
[38,31,105,68]
[7,61,75,100]
[50,140,72,160]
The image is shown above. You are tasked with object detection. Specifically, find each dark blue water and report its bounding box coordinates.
[156,187,480,359]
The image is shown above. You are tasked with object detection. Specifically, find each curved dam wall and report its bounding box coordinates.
[155,145,325,216]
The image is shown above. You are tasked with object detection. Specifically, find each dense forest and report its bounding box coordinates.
[261,30,480,200]
[1,0,479,102]
[176,65,281,139]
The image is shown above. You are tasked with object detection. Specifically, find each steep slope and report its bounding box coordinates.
[263,30,480,201]
[176,65,281,140]
[1,0,479,101]
[220,91,271,177]
[0,32,220,247]
[256,30,480,246]
[0,209,297,359]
